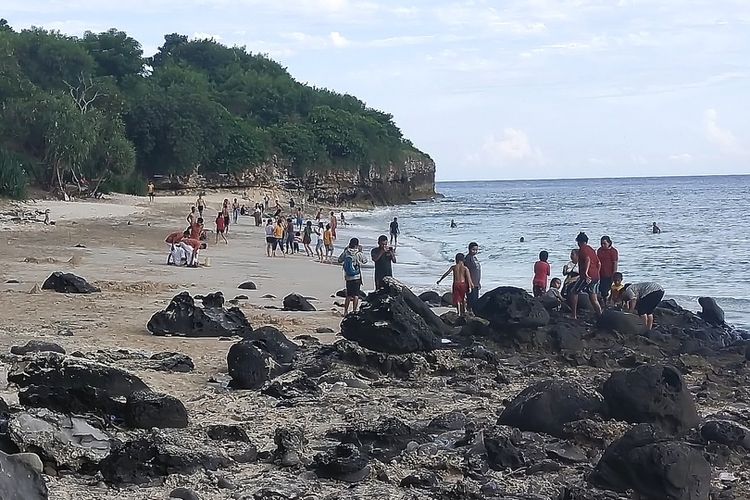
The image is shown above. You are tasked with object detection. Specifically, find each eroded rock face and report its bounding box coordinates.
[601,364,700,435]
[498,380,603,438]
[8,409,110,471]
[0,449,48,500]
[8,352,149,417]
[41,272,100,294]
[340,278,445,354]
[147,292,253,338]
[591,424,711,500]
[473,287,550,328]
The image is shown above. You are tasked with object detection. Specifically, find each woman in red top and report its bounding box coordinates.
[532,250,551,297]
[597,236,619,303]
[215,211,228,244]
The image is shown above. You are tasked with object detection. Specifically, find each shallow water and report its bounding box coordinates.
[341,175,750,328]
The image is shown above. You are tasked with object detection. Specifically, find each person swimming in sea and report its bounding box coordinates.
[450,219,457,228]
[652,222,661,234]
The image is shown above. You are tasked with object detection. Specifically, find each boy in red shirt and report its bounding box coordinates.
[569,232,602,319]
[533,251,551,297]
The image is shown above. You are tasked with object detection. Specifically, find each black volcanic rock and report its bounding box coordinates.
[8,352,149,417]
[418,291,442,306]
[10,341,65,356]
[498,379,602,438]
[41,272,100,294]
[283,293,316,311]
[590,424,710,500]
[312,443,370,483]
[227,340,285,390]
[601,364,700,435]
[597,309,647,336]
[473,286,549,328]
[700,420,750,450]
[244,326,298,365]
[124,390,188,429]
[147,291,253,338]
[238,281,257,290]
[340,278,446,354]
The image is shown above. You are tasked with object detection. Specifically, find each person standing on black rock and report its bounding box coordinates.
[389,217,400,247]
[465,242,481,313]
[371,235,396,289]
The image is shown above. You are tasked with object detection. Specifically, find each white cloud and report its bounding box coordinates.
[668,153,692,162]
[705,108,745,155]
[192,32,222,41]
[469,128,544,166]
[329,31,350,48]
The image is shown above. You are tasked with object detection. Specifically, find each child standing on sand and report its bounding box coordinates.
[533,250,551,297]
[437,253,474,317]
[323,224,334,262]
[215,211,228,244]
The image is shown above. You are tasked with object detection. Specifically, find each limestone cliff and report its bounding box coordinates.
[153,154,436,206]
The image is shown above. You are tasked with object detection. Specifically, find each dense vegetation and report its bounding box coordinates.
[0,20,424,199]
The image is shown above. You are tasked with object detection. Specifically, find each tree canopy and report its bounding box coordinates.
[0,20,426,198]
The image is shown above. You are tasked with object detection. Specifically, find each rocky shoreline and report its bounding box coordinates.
[2,275,749,500]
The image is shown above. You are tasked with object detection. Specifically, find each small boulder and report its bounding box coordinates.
[244,326,298,365]
[0,449,48,500]
[597,309,647,335]
[590,424,711,500]
[124,390,188,429]
[148,292,253,338]
[274,425,308,467]
[169,487,200,500]
[283,293,316,312]
[483,426,525,470]
[41,272,100,294]
[148,352,194,373]
[498,379,602,438]
[227,340,284,390]
[441,292,453,307]
[698,297,725,326]
[10,341,66,356]
[459,317,492,337]
[439,311,460,327]
[261,370,321,400]
[700,420,750,450]
[238,281,257,290]
[400,469,439,489]
[312,443,370,482]
[473,286,549,328]
[327,417,424,461]
[601,364,700,435]
[418,291,442,306]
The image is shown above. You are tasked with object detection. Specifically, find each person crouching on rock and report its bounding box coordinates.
[620,281,665,330]
[338,238,368,315]
[437,253,474,317]
[166,230,189,265]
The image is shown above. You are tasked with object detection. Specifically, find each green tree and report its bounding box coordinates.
[81,29,144,82]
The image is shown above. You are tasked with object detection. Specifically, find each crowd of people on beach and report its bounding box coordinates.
[159,188,666,329]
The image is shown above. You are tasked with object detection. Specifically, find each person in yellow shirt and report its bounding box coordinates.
[273,219,285,258]
[323,224,334,263]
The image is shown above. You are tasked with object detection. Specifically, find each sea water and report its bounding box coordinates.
[340,175,750,328]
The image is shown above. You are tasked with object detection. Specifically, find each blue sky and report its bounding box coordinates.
[4,0,750,181]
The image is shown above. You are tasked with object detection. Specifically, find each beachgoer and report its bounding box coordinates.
[371,235,397,289]
[302,221,313,257]
[196,194,205,217]
[285,218,295,254]
[289,197,295,209]
[561,249,580,299]
[465,242,481,313]
[186,206,197,226]
[330,211,338,241]
[232,198,240,224]
[609,272,625,304]
[323,224,334,262]
[316,209,323,222]
[340,212,347,226]
[450,219,457,228]
[181,238,206,267]
[215,211,228,244]
[597,235,619,304]
[273,219,285,257]
[533,250,551,297]
[253,205,262,226]
[222,199,231,235]
[337,238,368,315]
[147,181,155,202]
[165,230,188,265]
[190,218,205,240]
[437,253,474,317]
[293,232,302,253]
[621,281,665,330]
[652,222,661,234]
[296,208,303,231]
[519,237,525,243]
[544,278,564,309]
[315,222,325,262]
[263,194,269,210]
[265,219,275,257]
[389,217,399,246]
[568,232,602,319]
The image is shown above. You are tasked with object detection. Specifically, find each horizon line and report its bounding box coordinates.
[435,172,750,183]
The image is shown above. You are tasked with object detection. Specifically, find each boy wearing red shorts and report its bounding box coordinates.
[437,253,474,317]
